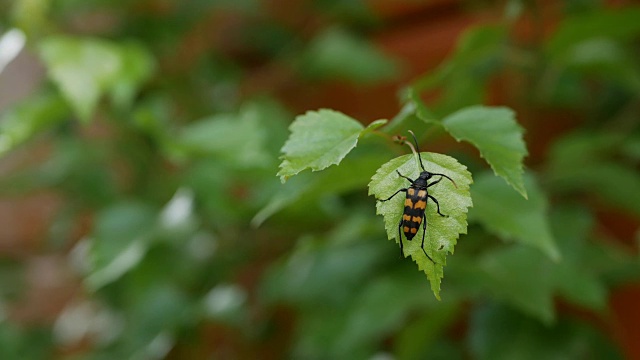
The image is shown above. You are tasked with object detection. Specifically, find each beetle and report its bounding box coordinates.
[378,131,456,263]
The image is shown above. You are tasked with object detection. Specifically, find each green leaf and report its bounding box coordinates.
[478,246,555,323]
[278,109,366,182]
[368,153,473,299]
[38,36,154,121]
[361,119,388,134]
[469,171,559,261]
[442,106,528,198]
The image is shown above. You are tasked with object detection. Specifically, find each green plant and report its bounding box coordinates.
[0,1,639,359]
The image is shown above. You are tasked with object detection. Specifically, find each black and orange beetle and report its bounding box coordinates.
[379,131,456,263]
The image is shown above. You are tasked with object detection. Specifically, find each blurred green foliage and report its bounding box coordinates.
[0,0,639,359]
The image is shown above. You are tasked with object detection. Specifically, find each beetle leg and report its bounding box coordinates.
[421,213,435,263]
[397,218,404,258]
[428,195,447,217]
[380,188,407,202]
[430,173,457,188]
[426,177,442,188]
[396,170,414,184]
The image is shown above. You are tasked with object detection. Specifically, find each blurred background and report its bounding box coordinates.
[1,0,639,359]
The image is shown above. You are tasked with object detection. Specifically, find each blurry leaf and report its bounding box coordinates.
[0,29,26,73]
[38,36,154,121]
[0,260,25,300]
[622,134,640,161]
[261,215,385,306]
[335,274,434,354]
[368,152,473,299]
[394,302,461,360]
[461,207,607,317]
[382,88,439,135]
[383,98,426,135]
[0,91,69,156]
[86,202,156,290]
[478,245,555,323]
[362,119,388,134]
[586,235,640,286]
[448,25,508,69]
[554,37,640,93]
[254,149,385,226]
[413,25,507,115]
[469,304,623,360]
[441,106,528,198]
[549,206,607,310]
[0,323,53,360]
[549,132,640,216]
[37,139,117,205]
[415,25,507,91]
[158,188,198,239]
[179,103,271,168]
[469,172,559,260]
[53,300,123,348]
[109,42,156,109]
[546,8,640,60]
[120,285,190,356]
[202,284,247,324]
[293,272,435,359]
[312,0,376,24]
[278,109,366,182]
[302,27,398,83]
[504,0,525,22]
[557,162,640,216]
[11,0,49,37]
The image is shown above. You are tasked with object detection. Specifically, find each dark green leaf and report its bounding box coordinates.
[469,172,559,260]
[549,206,606,310]
[478,246,555,323]
[469,304,623,360]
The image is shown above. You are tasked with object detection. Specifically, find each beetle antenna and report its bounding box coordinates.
[433,173,458,188]
[407,130,426,172]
